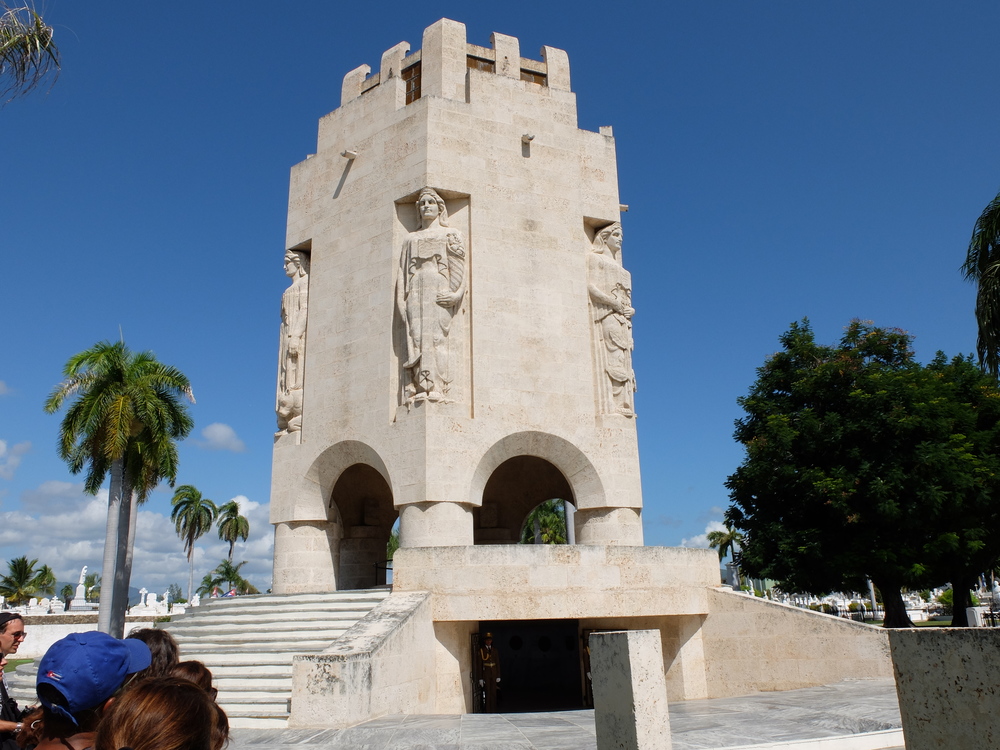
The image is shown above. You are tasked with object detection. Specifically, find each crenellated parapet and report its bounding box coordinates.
[339,19,572,107]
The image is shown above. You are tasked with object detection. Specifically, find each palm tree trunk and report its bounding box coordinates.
[98,459,131,636]
[188,549,195,602]
[228,540,234,564]
[111,488,138,639]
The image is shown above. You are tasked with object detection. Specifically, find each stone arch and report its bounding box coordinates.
[471,432,604,545]
[304,441,397,589]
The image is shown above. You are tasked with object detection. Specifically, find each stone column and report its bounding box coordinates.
[398,502,474,547]
[575,507,644,545]
[590,630,671,750]
[272,521,340,594]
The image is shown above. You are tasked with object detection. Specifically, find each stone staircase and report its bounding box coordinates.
[9,589,392,729]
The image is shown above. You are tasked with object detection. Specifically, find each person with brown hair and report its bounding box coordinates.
[24,632,151,750]
[169,661,215,699]
[124,629,179,680]
[94,677,225,750]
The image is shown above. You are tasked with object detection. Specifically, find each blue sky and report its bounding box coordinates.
[2,2,998,592]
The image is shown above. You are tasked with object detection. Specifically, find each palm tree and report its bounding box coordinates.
[216,501,250,563]
[44,340,194,638]
[0,556,52,605]
[519,499,568,544]
[34,564,56,596]
[60,583,73,608]
[212,559,252,593]
[171,485,218,601]
[962,188,1000,376]
[0,3,59,103]
[707,524,745,588]
[196,571,222,598]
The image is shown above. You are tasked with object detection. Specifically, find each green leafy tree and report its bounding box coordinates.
[726,320,1000,628]
[45,340,194,638]
[167,582,184,604]
[0,3,59,103]
[84,572,100,602]
[170,485,218,602]
[963,188,1000,376]
[216,501,250,563]
[0,556,53,605]
[386,525,400,561]
[519,499,568,544]
[60,583,73,607]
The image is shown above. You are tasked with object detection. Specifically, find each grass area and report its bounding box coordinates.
[4,659,31,673]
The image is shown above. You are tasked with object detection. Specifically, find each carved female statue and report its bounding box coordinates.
[277,249,309,433]
[588,222,636,416]
[395,188,467,403]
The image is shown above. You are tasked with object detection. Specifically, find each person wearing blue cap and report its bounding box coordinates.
[25,632,151,750]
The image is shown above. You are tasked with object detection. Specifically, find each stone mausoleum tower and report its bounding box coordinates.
[267,20,893,726]
[270,18,643,594]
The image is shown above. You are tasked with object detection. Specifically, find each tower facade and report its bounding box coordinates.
[270,19,642,594]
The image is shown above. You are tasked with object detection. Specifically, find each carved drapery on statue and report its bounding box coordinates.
[395,188,467,404]
[277,249,309,434]
[588,222,636,416]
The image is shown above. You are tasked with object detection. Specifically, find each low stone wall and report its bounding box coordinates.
[17,615,155,659]
[392,545,719,620]
[289,592,436,728]
[701,589,892,698]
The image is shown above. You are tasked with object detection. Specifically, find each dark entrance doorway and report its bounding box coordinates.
[475,619,583,712]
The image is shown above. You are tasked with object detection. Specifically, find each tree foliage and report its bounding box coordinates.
[519,499,568,544]
[726,320,1000,627]
[963,188,1000,376]
[0,3,59,103]
[171,485,218,602]
[216,500,249,563]
[0,556,53,605]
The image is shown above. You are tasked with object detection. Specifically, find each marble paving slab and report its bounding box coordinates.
[228,679,903,750]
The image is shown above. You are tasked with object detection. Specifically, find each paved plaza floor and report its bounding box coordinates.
[228,679,904,750]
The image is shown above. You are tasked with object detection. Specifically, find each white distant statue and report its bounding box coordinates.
[991,580,1000,609]
[78,566,87,585]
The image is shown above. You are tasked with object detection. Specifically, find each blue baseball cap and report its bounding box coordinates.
[36,632,151,724]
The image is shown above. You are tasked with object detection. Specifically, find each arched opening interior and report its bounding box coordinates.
[330,463,397,589]
[474,456,574,545]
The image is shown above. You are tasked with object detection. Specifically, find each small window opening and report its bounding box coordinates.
[520,69,547,86]
[467,55,496,73]
[402,62,421,104]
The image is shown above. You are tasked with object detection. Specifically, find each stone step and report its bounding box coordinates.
[167,608,375,627]
[161,589,392,727]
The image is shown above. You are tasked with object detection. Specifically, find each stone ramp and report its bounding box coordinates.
[8,589,392,729]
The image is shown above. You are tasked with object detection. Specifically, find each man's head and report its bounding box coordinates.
[0,613,26,657]
[37,632,151,727]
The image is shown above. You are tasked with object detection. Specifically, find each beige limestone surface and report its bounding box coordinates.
[590,630,671,750]
[889,628,1000,749]
[270,19,643,593]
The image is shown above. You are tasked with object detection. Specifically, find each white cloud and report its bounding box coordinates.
[0,482,273,596]
[680,520,727,549]
[0,382,9,395]
[0,441,30,480]
[197,423,246,452]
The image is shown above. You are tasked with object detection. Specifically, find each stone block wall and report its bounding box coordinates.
[701,589,892,698]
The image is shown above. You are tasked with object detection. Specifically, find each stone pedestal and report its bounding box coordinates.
[889,628,1000,749]
[590,629,671,750]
